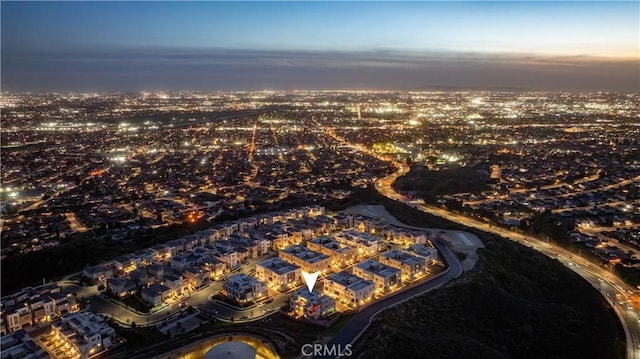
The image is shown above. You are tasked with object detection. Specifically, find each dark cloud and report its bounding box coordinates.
[2,47,638,92]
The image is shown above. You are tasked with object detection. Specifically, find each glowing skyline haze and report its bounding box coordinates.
[2,1,638,92]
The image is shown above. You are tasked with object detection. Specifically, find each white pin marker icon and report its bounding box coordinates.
[302,271,320,292]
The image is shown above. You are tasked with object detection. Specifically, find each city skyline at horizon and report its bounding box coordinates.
[1,1,639,92]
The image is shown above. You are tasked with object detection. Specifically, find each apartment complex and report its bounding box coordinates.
[353,259,402,293]
[306,236,357,269]
[140,284,172,307]
[256,257,302,292]
[82,265,114,282]
[335,230,382,258]
[289,288,335,320]
[407,244,439,265]
[1,285,78,335]
[380,249,429,281]
[0,330,49,359]
[279,246,332,275]
[75,207,329,309]
[323,271,374,308]
[50,312,116,359]
[387,228,428,245]
[223,274,268,304]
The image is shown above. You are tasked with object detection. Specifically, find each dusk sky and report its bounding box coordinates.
[2,1,639,92]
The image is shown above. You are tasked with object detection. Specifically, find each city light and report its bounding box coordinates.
[0,89,638,358]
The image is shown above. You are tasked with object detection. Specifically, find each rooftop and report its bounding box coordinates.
[327,271,373,290]
[309,236,354,253]
[381,249,425,265]
[292,287,332,303]
[338,230,381,245]
[355,259,401,277]
[407,244,438,258]
[226,274,264,289]
[141,283,170,297]
[257,257,300,275]
[281,246,330,264]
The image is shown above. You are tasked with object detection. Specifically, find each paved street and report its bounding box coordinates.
[54,165,640,358]
[375,168,640,359]
[60,282,184,326]
[315,239,463,359]
[58,252,280,325]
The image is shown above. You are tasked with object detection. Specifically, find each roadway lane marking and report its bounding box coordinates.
[456,232,473,246]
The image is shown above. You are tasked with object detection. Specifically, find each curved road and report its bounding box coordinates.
[376,168,640,359]
[314,239,463,359]
[61,256,286,326]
